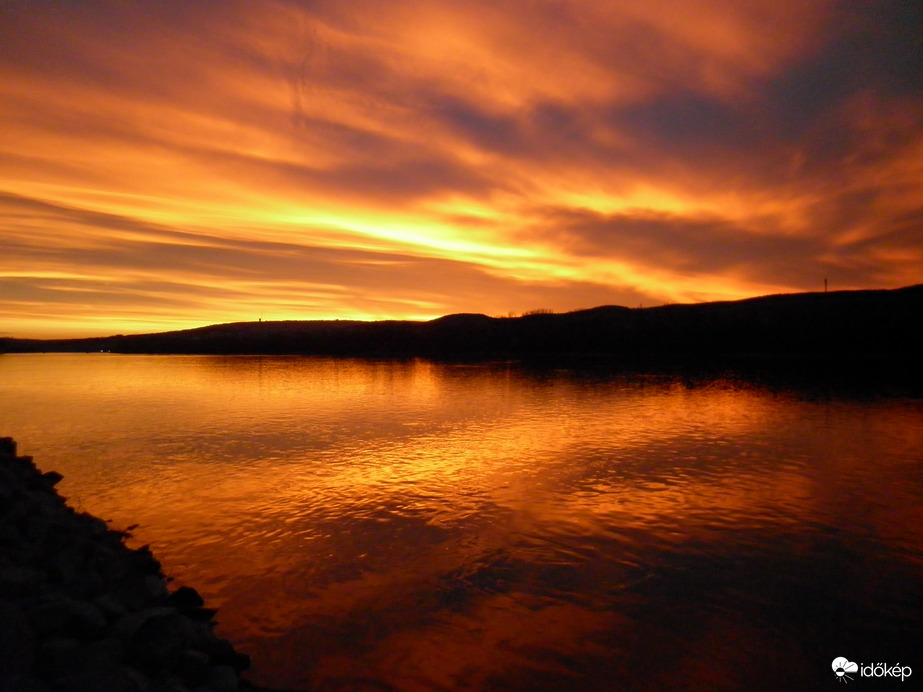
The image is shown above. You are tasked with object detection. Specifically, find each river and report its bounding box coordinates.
[1,354,921,690]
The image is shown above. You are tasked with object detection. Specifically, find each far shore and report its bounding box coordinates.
[2,285,921,366]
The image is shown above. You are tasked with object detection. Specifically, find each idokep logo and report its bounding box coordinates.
[833,658,858,683]
[832,657,913,683]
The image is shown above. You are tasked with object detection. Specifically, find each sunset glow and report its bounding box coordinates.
[2,0,921,337]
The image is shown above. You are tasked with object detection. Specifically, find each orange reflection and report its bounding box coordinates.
[5,355,922,690]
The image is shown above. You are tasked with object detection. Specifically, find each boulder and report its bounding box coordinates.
[202,665,239,692]
[0,600,36,677]
[28,596,108,639]
[1,439,259,692]
[117,608,191,674]
[174,648,210,687]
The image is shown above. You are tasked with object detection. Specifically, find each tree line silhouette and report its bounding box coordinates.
[3,286,921,365]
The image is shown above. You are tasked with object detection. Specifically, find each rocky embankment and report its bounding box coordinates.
[0,437,262,692]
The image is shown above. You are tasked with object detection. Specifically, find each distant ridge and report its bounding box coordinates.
[3,285,922,364]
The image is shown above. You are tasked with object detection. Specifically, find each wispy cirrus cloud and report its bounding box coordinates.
[1,0,920,336]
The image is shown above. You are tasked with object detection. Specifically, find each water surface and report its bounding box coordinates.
[1,354,921,690]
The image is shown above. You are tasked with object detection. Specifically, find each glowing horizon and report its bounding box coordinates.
[2,0,921,338]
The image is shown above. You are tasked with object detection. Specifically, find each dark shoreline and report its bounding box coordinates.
[0,437,302,692]
[2,285,921,364]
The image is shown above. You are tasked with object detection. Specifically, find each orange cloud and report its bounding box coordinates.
[1,0,920,337]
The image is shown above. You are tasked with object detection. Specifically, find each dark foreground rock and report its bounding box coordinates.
[0,437,285,692]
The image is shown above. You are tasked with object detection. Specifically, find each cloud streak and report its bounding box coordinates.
[1,0,921,336]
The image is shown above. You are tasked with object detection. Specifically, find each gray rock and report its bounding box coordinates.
[76,512,109,536]
[144,574,169,602]
[0,676,53,692]
[0,437,17,455]
[92,543,130,582]
[1,441,251,692]
[93,593,129,620]
[39,471,63,489]
[150,680,192,692]
[112,573,170,611]
[185,620,220,655]
[36,636,121,680]
[167,586,205,610]
[114,608,179,640]
[128,545,162,575]
[0,600,36,677]
[28,596,107,638]
[0,559,44,598]
[37,636,82,680]
[203,639,249,673]
[118,608,191,673]
[201,665,238,692]
[175,649,210,686]
[48,664,150,692]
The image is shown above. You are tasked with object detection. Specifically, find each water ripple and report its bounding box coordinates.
[2,355,922,691]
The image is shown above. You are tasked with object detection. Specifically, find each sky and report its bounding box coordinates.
[2,0,922,338]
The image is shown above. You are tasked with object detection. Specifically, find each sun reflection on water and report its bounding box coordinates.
[2,354,921,691]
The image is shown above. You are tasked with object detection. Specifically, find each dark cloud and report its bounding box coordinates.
[189,145,497,205]
[1,0,921,336]
[608,92,763,168]
[426,94,525,155]
[527,207,828,283]
[579,1,923,194]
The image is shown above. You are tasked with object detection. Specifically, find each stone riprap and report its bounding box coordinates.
[0,437,265,692]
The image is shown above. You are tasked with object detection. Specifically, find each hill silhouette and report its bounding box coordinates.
[2,285,921,364]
